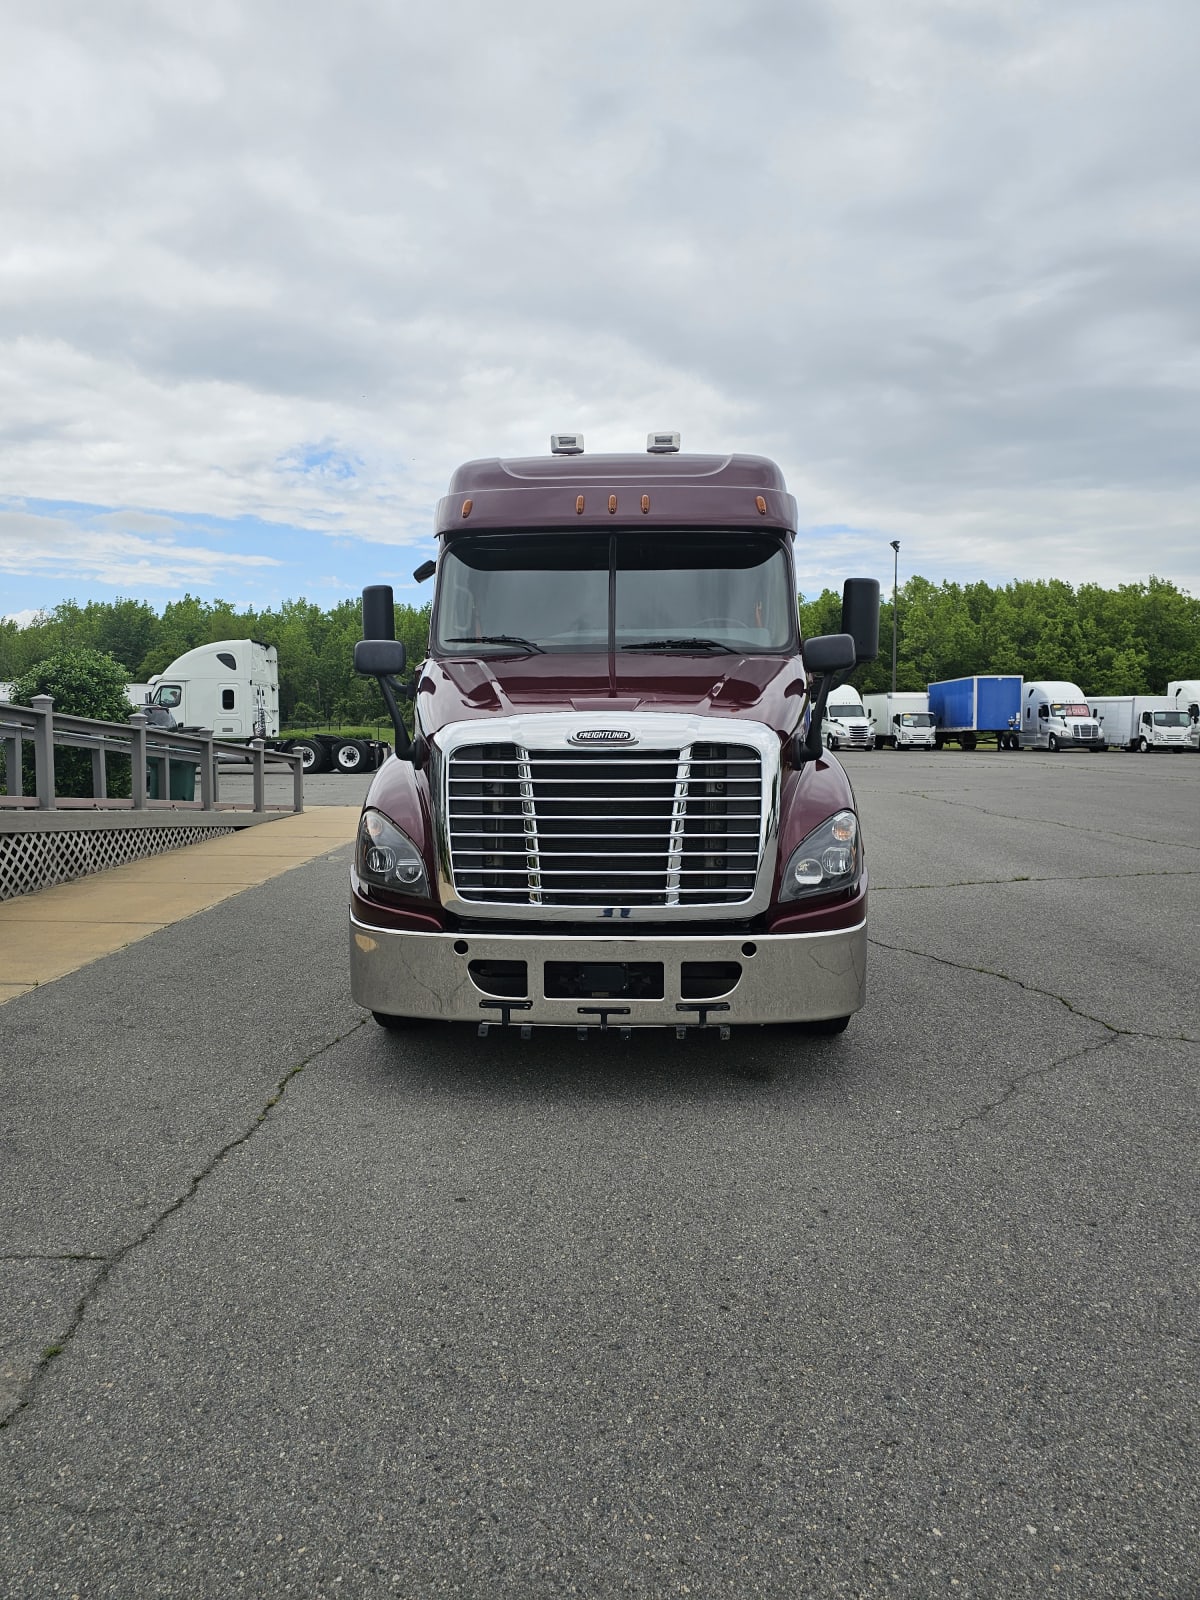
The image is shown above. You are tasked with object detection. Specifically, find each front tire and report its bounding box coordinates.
[1138,736,1149,753]
[798,1015,851,1036]
[372,1011,424,1030]
[1048,734,1059,752]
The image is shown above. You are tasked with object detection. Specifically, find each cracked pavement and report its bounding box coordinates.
[0,752,1197,1597]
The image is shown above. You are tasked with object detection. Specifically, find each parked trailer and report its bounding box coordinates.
[927,675,1023,751]
[863,692,936,749]
[1088,696,1193,753]
[1019,681,1106,751]
[144,639,390,773]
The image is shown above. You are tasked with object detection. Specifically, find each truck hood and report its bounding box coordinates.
[415,652,809,736]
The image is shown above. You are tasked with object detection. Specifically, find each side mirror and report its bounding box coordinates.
[841,578,880,664]
[354,639,407,677]
[794,632,857,767]
[361,584,396,641]
[358,586,411,757]
[803,632,856,675]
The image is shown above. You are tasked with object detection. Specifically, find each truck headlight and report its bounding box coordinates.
[780,810,860,902]
[356,809,430,898]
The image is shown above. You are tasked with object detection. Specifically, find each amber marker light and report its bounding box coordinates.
[756,495,767,515]
[608,494,618,514]
[576,495,585,514]
[641,495,650,514]
[461,499,473,518]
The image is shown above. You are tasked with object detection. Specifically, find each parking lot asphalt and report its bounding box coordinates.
[0,751,1196,1597]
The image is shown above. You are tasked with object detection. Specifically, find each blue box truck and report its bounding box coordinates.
[928,675,1023,751]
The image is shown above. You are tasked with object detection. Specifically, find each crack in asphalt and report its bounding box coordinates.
[868,934,1198,1044]
[944,1032,1125,1133]
[0,1016,370,1434]
[870,867,1200,891]
[873,785,1200,857]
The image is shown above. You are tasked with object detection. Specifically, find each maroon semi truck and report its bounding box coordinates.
[350,436,879,1038]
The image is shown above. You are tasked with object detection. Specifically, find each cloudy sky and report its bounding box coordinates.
[3,0,1199,624]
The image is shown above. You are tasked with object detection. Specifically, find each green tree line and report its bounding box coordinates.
[2,575,1197,720]
[0,595,431,727]
[800,574,1199,694]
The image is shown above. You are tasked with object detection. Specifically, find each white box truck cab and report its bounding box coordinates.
[1088,696,1193,753]
[822,688,875,751]
[863,692,935,750]
[147,640,279,738]
[1167,681,1200,751]
[1020,682,1106,752]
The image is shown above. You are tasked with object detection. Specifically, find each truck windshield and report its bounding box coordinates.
[433,530,795,655]
[899,713,933,727]
[1154,711,1189,726]
[829,701,866,718]
[1050,703,1089,718]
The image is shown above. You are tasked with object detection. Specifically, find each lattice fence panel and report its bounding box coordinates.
[0,826,237,901]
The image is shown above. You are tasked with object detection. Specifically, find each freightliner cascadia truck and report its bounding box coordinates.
[350,435,879,1039]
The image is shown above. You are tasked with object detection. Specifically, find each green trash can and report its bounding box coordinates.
[147,758,197,800]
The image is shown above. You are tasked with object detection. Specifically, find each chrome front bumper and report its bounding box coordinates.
[350,915,867,1029]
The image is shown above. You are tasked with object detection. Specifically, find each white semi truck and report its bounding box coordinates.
[1088,696,1194,753]
[1018,681,1106,752]
[144,639,390,773]
[863,692,936,749]
[821,688,875,751]
[1167,681,1200,750]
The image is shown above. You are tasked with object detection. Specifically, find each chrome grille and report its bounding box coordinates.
[447,741,764,907]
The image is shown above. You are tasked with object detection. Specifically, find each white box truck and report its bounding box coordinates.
[863,692,936,749]
[1089,695,1193,753]
[1018,681,1106,751]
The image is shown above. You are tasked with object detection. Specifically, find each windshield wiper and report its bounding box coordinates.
[621,637,738,653]
[444,634,545,654]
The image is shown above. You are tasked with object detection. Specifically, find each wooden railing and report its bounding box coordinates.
[0,697,304,816]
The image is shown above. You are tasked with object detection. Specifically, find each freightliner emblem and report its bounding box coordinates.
[570,729,637,745]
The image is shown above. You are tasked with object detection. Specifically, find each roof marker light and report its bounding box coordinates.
[641,494,650,514]
[462,499,473,518]
[576,495,585,515]
[552,433,584,455]
[647,432,680,454]
[608,495,617,514]
[756,496,767,515]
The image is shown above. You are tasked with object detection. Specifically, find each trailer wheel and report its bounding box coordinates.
[335,739,367,772]
[292,738,329,774]
[961,732,977,752]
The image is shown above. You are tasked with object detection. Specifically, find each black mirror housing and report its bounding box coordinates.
[803,632,856,675]
[841,578,880,663]
[361,584,396,641]
[354,639,407,678]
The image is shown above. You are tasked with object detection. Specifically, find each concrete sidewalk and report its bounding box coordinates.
[0,806,361,1004]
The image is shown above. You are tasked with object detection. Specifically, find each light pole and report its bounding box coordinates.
[889,540,900,695]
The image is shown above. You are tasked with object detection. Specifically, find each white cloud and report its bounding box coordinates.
[0,508,278,590]
[1,0,1198,605]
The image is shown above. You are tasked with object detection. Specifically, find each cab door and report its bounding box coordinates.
[215,682,243,737]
